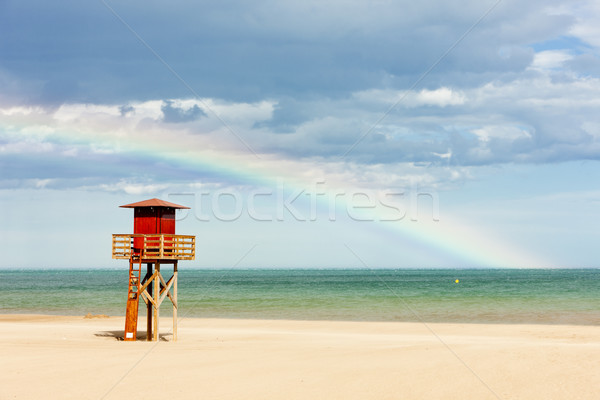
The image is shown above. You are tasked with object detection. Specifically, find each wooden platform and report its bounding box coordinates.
[112,234,195,261]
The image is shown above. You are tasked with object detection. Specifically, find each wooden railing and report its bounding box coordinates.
[112,234,195,260]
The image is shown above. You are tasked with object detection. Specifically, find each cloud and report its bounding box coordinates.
[2,65,600,194]
[98,180,171,195]
[352,87,466,108]
[530,50,573,70]
[161,100,206,123]
[119,105,135,116]
[0,0,586,106]
[2,0,600,195]
[564,1,600,48]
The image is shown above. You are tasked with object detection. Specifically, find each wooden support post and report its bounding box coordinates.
[146,263,153,341]
[153,262,160,341]
[173,262,178,341]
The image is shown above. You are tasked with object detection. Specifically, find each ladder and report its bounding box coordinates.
[124,254,142,341]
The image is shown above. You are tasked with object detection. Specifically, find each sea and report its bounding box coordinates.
[0,268,598,325]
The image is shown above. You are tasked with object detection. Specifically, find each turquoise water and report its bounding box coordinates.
[0,269,598,325]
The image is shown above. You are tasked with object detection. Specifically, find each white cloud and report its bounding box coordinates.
[0,106,41,116]
[34,179,54,189]
[126,100,164,120]
[471,125,533,143]
[352,87,466,108]
[530,50,573,70]
[564,2,600,48]
[0,136,56,155]
[53,103,122,122]
[415,88,466,107]
[97,180,171,195]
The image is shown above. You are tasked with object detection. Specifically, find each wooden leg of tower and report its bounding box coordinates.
[153,262,160,341]
[146,263,153,341]
[173,262,178,341]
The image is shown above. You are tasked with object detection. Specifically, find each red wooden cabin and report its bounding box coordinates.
[120,198,188,255]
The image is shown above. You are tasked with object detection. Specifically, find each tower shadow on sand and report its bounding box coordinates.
[94,330,172,341]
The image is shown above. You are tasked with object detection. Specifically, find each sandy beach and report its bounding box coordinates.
[1,314,599,400]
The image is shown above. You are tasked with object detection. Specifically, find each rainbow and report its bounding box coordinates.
[1,103,546,268]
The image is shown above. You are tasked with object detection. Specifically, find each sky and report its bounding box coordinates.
[1,0,600,268]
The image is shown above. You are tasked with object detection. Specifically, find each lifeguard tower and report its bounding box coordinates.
[112,198,195,341]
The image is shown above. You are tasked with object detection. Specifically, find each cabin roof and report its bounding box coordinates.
[119,198,190,209]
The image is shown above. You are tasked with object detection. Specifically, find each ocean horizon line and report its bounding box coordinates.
[1,266,598,271]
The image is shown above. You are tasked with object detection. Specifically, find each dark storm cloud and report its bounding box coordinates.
[0,0,576,106]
